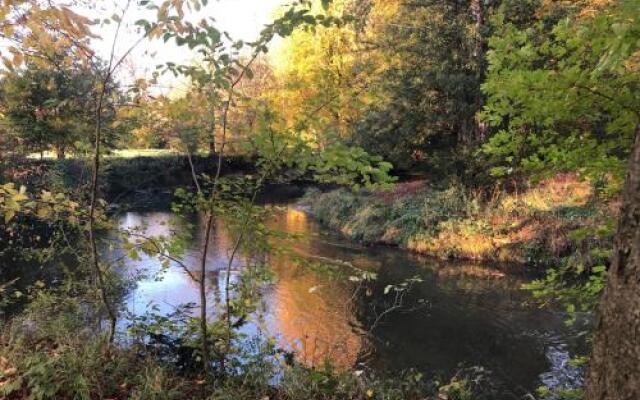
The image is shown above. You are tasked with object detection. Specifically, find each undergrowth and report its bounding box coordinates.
[0,290,490,400]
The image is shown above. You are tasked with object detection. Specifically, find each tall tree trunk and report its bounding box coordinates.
[585,124,640,400]
[89,79,117,344]
[209,103,216,157]
[471,0,487,142]
[199,214,213,376]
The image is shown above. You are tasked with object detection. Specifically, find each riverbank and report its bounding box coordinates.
[301,175,614,268]
[1,153,255,201]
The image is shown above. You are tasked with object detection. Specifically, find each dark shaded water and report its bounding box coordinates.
[113,204,585,398]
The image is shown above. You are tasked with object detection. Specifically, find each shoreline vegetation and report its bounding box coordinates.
[0,290,485,400]
[301,175,614,269]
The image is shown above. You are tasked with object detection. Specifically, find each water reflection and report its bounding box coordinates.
[118,212,250,320]
[113,205,585,398]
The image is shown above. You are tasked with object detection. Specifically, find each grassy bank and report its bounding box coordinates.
[302,175,614,267]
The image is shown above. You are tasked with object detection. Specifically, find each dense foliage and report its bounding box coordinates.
[0,62,116,158]
[481,0,640,189]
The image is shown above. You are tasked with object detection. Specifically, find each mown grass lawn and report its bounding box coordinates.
[27,149,179,159]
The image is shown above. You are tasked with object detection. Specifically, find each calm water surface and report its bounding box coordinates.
[113,203,585,398]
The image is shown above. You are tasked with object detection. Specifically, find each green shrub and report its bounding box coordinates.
[1,291,192,400]
[383,193,429,244]
[344,202,389,242]
[302,188,363,230]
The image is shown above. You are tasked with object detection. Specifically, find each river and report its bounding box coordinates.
[113,200,586,399]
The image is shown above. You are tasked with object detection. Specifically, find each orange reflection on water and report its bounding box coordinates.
[269,207,363,368]
[121,207,364,368]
